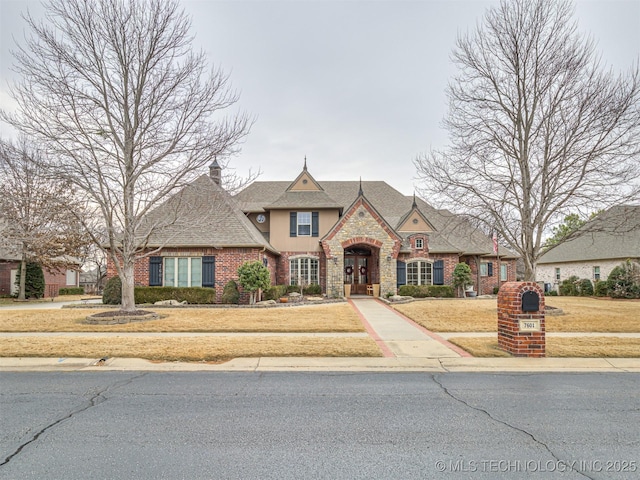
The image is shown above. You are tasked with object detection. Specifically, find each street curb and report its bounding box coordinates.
[1,356,639,373]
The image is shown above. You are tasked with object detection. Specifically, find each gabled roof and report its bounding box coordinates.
[322,189,403,248]
[265,191,343,210]
[539,205,640,264]
[142,175,278,254]
[236,179,516,257]
[396,196,436,232]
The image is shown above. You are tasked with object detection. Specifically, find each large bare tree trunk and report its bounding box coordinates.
[120,261,136,312]
[17,249,27,301]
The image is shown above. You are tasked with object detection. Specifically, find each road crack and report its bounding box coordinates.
[0,373,147,468]
[432,374,595,480]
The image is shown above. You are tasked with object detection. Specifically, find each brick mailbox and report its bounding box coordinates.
[497,282,545,357]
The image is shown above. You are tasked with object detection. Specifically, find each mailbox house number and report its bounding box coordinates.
[519,319,541,332]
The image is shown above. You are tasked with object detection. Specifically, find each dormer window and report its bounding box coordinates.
[415,238,424,249]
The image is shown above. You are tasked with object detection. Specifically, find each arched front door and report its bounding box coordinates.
[344,245,378,295]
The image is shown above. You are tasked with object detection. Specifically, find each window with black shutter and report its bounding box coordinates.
[397,261,406,287]
[202,256,215,288]
[149,257,162,286]
[290,211,319,237]
[433,260,444,285]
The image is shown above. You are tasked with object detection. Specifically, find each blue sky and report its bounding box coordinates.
[1,0,639,195]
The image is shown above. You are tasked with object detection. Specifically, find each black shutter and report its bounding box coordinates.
[290,212,297,237]
[202,256,215,288]
[397,261,406,287]
[149,257,162,286]
[312,212,319,237]
[433,260,444,285]
[488,262,493,277]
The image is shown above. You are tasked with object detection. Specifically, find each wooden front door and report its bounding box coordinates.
[344,248,370,295]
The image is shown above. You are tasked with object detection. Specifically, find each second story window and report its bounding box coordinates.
[290,211,319,237]
[297,212,311,236]
[415,238,424,249]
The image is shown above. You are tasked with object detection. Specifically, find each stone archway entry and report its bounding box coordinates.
[344,245,379,295]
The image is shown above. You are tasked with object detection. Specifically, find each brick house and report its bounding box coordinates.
[0,244,80,298]
[107,161,517,301]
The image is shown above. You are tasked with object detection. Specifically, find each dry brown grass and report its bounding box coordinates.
[0,303,364,333]
[0,295,89,305]
[448,336,640,357]
[393,297,640,333]
[0,336,381,362]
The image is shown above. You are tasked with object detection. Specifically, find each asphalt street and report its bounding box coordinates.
[1,372,638,479]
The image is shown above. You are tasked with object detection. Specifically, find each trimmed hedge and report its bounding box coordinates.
[135,286,216,304]
[59,287,84,295]
[304,283,322,295]
[221,280,240,304]
[397,285,454,298]
[102,277,216,304]
[264,285,288,301]
[594,280,608,297]
[102,276,122,304]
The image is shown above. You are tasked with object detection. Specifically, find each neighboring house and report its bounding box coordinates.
[0,244,81,298]
[537,205,640,290]
[107,161,517,301]
[80,266,106,294]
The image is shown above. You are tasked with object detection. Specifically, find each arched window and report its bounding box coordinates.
[289,257,319,286]
[406,260,432,285]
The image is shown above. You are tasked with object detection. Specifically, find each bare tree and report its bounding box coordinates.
[2,0,251,311]
[0,138,90,300]
[415,0,640,281]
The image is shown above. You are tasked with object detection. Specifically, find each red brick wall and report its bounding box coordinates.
[465,256,517,296]
[497,282,545,357]
[276,251,327,292]
[0,261,78,298]
[105,247,277,303]
[0,261,19,297]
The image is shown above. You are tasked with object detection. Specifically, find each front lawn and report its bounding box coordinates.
[0,303,364,333]
[393,297,640,333]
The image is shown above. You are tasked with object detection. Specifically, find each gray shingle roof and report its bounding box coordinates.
[539,205,640,264]
[236,180,516,257]
[265,191,343,209]
[143,175,277,253]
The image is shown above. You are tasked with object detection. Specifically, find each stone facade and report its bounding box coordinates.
[536,259,628,292]
[322,199,402,298]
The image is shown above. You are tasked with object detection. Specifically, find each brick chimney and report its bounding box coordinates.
[209,159,221,185]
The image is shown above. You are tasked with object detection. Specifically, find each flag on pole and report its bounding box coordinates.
[492,232,498,254]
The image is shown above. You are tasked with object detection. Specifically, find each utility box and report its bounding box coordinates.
[497,282,545,357]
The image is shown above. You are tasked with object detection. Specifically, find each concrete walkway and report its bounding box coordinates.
[348,298,468,358]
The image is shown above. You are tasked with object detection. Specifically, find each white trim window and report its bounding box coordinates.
[164,257,202,287]
[407,260,432,286]
[415,238,424,249]
[500,264,508,281]
[66,269,77,286]
[290,257,319,286]
[593,266,601,281]
[480,262,488,277]
[297,212,312,236]
[555,268,561,282]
